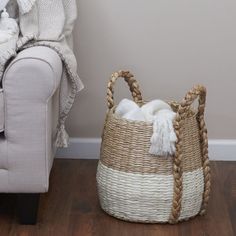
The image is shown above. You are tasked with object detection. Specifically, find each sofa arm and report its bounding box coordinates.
[0,46,63,193]
[3,46,62,102]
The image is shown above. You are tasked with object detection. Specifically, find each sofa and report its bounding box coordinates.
[0,46,63,224]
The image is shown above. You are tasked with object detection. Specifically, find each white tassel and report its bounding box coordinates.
[56,125,69,148]
[149,110,177,156]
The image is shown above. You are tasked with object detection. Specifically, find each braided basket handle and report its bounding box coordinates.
[178,85,206,118]
[170,84,209,223]
[107,70,143,110]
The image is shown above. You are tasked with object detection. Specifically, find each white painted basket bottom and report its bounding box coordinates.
[97,162,204,223]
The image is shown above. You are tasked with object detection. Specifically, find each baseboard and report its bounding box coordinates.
[56,138,236,161]
[208,140,236,161]
[56,138,101,159]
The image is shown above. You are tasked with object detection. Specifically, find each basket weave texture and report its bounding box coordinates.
[96,71,211,224]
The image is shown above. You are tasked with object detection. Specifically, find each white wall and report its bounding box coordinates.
[68,0,236,139]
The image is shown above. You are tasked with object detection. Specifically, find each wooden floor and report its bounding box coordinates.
[0,160,235,236]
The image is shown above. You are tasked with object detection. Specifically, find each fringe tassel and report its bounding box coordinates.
[149,110,177,156]
[56,124,69,148]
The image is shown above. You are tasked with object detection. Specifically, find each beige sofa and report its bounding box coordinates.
[0,46,63,224]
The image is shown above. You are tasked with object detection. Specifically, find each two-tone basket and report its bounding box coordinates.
[96,70,211,224]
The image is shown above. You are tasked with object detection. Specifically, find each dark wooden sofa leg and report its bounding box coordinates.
[17,193,40,225]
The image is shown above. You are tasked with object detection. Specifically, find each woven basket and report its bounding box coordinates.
[96,71,211,224]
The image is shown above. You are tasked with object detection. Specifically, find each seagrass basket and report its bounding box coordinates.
[96,70,211,224]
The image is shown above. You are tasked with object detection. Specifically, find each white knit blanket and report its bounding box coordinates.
[116,99,177,156]
[0,0,84,148]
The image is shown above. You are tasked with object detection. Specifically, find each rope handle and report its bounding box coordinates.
[177,85,207,119]
[169,84,207,223]
[107,70,143,110]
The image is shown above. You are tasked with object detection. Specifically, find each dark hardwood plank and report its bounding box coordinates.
[0,160,235,236]
[216,161,236,235]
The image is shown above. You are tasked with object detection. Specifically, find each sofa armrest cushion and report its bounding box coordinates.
[3,46,63,102]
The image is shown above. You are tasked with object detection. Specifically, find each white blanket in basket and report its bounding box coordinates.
[116,99,177,156]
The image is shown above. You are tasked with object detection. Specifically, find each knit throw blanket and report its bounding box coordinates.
[0,0,84,148]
